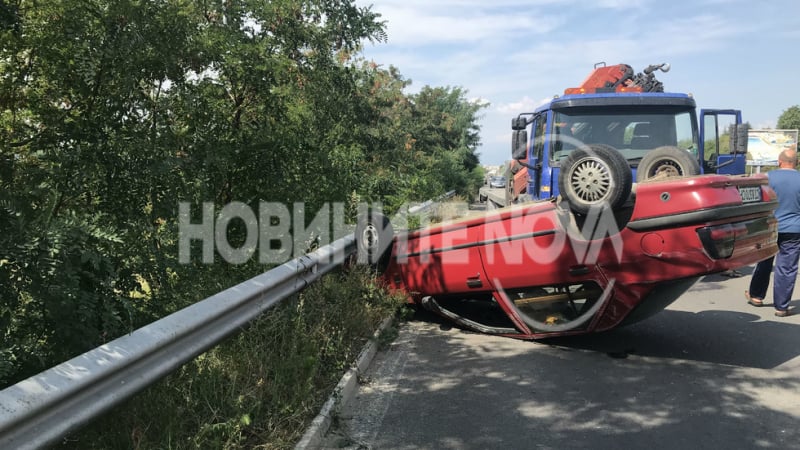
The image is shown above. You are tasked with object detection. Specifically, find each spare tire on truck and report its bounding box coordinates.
[355,211,393,272]
[636,145,701,182]
[558,144,633,215]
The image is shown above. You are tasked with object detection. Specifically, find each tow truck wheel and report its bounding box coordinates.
[355,212,393,272]
[636,145,701,182]
[558,144,632,215]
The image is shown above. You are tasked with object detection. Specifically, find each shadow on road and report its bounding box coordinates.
[408,297,800,370]
[349,307,800,450]
[546,307,800,369]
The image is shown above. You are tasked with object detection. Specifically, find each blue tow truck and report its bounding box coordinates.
[490,63,749,212]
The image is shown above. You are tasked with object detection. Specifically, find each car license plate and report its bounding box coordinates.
[738,186,761,203]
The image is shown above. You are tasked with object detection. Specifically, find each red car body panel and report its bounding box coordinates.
[381,174,778,339]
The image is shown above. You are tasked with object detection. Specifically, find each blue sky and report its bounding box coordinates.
[354,0,800,165]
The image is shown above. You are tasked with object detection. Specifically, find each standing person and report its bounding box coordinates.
[746,148,800,317]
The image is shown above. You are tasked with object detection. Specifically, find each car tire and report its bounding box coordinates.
[355,211,393,272]
[558,144,632,215]
[636,145,701,182]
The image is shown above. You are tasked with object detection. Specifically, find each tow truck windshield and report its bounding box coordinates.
[551,106,698,163]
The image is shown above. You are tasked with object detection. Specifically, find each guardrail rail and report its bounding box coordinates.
[0,235,355,450]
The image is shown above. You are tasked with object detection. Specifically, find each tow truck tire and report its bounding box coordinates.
[636,146,701,182]
[558,144,632,215]
[355,212,393,272]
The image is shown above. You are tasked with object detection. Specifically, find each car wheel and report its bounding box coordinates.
[355,211,393,271]
[558,144,632,215]
[636,145,701,182]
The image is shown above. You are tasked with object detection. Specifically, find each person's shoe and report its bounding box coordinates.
[775,309,791,317]
[745,290,764,307]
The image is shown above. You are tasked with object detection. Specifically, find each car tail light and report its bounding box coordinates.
[697,223,747,259]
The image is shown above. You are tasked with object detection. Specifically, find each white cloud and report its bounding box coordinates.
[469,97,491,107]
[356,0,800,164]
[495,96,551,114]
[369,6,559,47]
[593,0,650,8]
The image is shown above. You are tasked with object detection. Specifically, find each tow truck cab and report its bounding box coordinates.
[510,87,748,203]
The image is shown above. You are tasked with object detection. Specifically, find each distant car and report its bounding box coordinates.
[489,176,506,188]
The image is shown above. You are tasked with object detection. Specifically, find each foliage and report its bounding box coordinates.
[777,105,800,131]
[347,66,487,212]
[62,267,406,449]
[0,1,484,446]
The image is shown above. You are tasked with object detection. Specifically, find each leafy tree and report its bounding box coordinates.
[408,86,485,198]
[777,105,800,130]
[0,0,388,386]
[344,69,486,212]
[0,0,485,388]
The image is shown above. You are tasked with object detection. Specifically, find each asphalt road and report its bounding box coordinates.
[323,265,800,450]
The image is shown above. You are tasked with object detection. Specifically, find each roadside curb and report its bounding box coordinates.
[294,316,394,450]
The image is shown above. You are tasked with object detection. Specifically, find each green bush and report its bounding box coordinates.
[2,1,483,446]
[60,267,404,450]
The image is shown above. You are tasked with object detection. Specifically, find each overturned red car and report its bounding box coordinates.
[356,148,778,339]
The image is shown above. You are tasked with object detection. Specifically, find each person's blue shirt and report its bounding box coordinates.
[768,168,800,233]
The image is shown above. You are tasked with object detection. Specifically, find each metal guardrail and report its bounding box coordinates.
[0,235,356,450]
[407,190,456,214]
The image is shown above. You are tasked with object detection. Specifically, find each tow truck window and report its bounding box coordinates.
[532,114,546,161]
[551,108,698,162]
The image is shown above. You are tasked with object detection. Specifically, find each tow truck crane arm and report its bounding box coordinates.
[564,62,671,94]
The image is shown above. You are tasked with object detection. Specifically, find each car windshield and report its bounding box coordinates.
[550,105,698,162]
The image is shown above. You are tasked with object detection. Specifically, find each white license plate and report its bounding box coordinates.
[738,186,761,203]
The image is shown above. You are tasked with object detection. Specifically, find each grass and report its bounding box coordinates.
[59,266,405,450]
